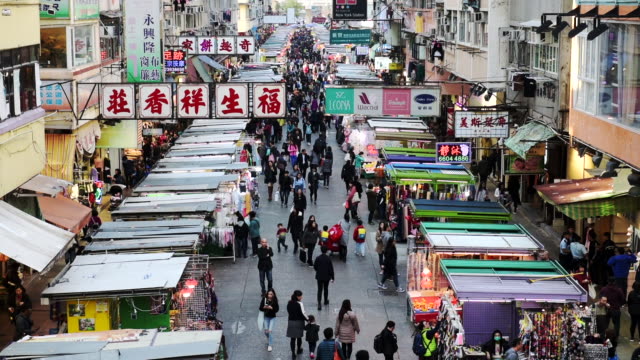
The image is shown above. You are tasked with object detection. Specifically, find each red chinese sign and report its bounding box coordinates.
[236,36,255,55]
[139,84,172,118]
[215,84,248,118]
[454,111,509,138]
[252,83,286,118]
[179,37,196,52]
[216,37,235,54]
[436,142,472,163]
[101,85,135,119]
[177,84,209,118]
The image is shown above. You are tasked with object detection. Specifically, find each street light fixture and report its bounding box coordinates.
[568,19,588,38]
[552,16,570,37]
[587,17,608,41]
[536,18,554,33]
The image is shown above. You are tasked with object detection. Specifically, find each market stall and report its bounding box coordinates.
[386,164,476,198]
[132,173,238,194]
[110,194,217,221]
[409,199,511,222]
[381,147,437,164]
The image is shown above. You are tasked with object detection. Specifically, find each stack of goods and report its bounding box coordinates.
[407,252,428,291]
[521,311,562,359]
[411,296,441,322]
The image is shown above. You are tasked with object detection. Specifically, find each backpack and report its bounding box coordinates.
[412,332,427,356]
[373,332,384,354]
[328,224,343,242]
[358,227,366,241]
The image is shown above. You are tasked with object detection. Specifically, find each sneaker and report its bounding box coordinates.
[377,283,388,290]
[310,353,315,359]
[397,287,405,293]
[268,346,273,352]
[297,347,303,354]
[379,270,384,275]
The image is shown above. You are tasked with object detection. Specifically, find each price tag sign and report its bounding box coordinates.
[436,142,472,163]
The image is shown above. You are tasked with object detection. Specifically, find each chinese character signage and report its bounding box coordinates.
[253,83,286,118]
[101,85,135,119]
[75,0,99,19]
[177,84,210,118]
[330,30,371,45]
[40,0,70,18]
[436,142,472,164]
[178,36,256,54]
[454,111,509,138]
[40,81,72,111]
[333,0,367,20]
[324,86,440,117]
[164,50,186,73]
[125,0,162,82]
[215,84,249,118]
[505,155,544,175]
[139,84,172,118]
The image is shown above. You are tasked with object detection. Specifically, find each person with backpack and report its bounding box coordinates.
[413,320,440,360]
[374,321,398,360]
[316,327,343,360]
[335,299,360,359]
[314,246,334,311]
[353,220,366,257]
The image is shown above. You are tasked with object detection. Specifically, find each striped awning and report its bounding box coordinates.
[554,196,640,220]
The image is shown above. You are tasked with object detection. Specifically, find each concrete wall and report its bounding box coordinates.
[0,0,41,50]
[509,0,564,22]
[0,119,46,198]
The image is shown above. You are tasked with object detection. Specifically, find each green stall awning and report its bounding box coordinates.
[504,121,556,158]
[556,195,640,220]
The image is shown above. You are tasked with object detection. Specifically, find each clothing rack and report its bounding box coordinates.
[437,295,465,360]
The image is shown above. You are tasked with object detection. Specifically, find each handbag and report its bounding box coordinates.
[257,310,265,331]
[333,339,342,360]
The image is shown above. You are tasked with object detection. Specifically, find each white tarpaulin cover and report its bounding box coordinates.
[0,201,74,272]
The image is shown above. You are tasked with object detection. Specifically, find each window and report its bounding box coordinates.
[73,25,96,67]
[41,27,68,68]
[100,38,119,62]
[19,65,37,113]
[459,12,466,42]
[531,44,558,74]
[574,24,640,129]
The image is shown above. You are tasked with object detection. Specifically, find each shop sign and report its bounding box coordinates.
[325,88,355,114]
[333,0,367,20]
[139,84,172,119]
[75,0,99,20]
[374,57,392,70]
[353,88,382,116]
[197,37,216,55]
[177,84,209,119]
[505,155,544,174]
[177,36,255,55]
[329,29,371,45]
[454,111,509,138]
[125,0,162,82]
[40,0,70,18]
[40,81,72,111]
[253,83,286,118]
[382,89,411,115]
[436,142,472,164]
[216,36,235,55]
[163,50,186,73]
[325,86,441,116]
[215,84,249,118]
[388,63,403,71]
[143,128,164,136]
[355,46,369,56]
[101,84,135,119]
[237,36,256,55]
[179,37,197,53]
[411,89,439,117]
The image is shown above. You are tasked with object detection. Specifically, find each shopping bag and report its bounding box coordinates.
[588,283,597,299]
[257,310,264,331]
[275,190,280,201]
[299,249,307,263]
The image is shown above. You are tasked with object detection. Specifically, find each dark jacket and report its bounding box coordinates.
[287,300,307,321]
[280,174,293,190]
[257,246,274,271]
[383,245,398,276]
[303,229,320,247]
[481,338,509,357]
[380,328,398,355]
[321,158,333,174]
[264,165,277,184]
[8,292,32,314]
[259,296,279,318]
[314,254,335,281]
[297,153,311,169]
[308,171,320,189]
[341,163,355,182]
[234,220,249,242]
[316,339,343,360]
[293,193,307,211]
[287,212,304,236]
[366,189,377,212]
[629,290,640,315]
[305,323,320,342]
[601,284,626,310]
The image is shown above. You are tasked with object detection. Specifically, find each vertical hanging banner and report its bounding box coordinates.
[101,84,135,119]
[139,84,172,119]
[177,84,210,119]
[215,84,249,118]
[253,83,286,118]
[125,0,162,82]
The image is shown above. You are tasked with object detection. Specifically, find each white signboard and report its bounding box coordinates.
[215,84,249,118]
[287,8,296,24]
[124,0,162,82]
[353,88,383,116]
[236,36,256,55]
[178,36,197,53]
[264,15,287,24]
[216,36,236,56]
[454,111,509,138]
[410,88,440,117]
[356,46,369,56]
[253,83,286,118]
[101,84,135,119]
[374,57,392,70]
[177,84,210,118]
[139,84,172,119]
[197,37,216,54]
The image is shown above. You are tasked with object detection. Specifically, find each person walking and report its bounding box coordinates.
[314,246,334,311]
[288,208,305,253]
[600,277,625,337]
[354,152,365,179]
[249,211,261,258]
[265,160,278,201]
[321,152,333,188]
[294,172,307,193]
[234,212,250,258]
[378,238,404,292]
[629,282,640,341]
[297,149,311,178]
[288,140,299,167]
[280,170,294,207]
[338,214,351,262]
[375,222,389,275]
[257,238,274,295]
[305,315,320,359]
[259,289,280,352]
[335,299,360,359]
[341,161,355,193]
[378,321,398,360]
[287,290,308,359]
[316,328,343,360]
[308,167,320,204]
[352,220,366,257]
[366,184,377,225]
[507,175,521,213]
[608,247,637,296]
[293,188,307,215]
[303,220,320,267]
[558,232,573,271]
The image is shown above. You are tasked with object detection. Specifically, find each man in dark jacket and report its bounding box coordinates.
[308,167,320,204]
[288,209,304,253]
[477,156,491,189]
[297,149,311,178]
[314,246,334,311]
[341,162,355,192]
[600,277,625,336]
[15,308,34,341]
[366,184,377,225]
[380,321,398,360]
[279,170,293,207]
[257,238,274,295]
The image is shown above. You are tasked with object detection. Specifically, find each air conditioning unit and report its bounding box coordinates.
[511,30,524,41]
[527,31,551,44]
[474,12,486,23]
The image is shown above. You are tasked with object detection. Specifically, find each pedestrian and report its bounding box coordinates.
[297,149,311,178]
[259,289,280,352]
[277,223,289,252]
[321,152,333,188]
[287,290,308,359]
[339,214,351,262]
[605,329,618,360]
[352,220,366,257]
[308,167,320,204]
[265,160,278,201]
[573,264,590,292]
[288,208,305,253]
[504,338,523,360]
[415,320,440,360]
[481,330,509,359]
[233,212,250,258]
[249,211,261,258]
[314,246,334,311]
[376,185,387,220]
[305,121,313,145]
[280,170,294,207]
[346,182,360,220]
[507,175,521,213]
[355,350,369,360]
[316,327,343,360]
[14,308,35,341]
[366,184,377,225]
[293,188,307,214]
[294,172,307,193]
[629,282,640,341]
[335,299,360,359]
[378,238,404,292]
[375,222,389,275]
[595,296,610,338]
[305,315,320,359]
[341,161,355,193]
[7,286,31,325]
[303,220,320,267]
[570,238,588,271]
[608,247,637,296]
[378,321,398,360]
[477,156,491,189]
[600,277,625,336]
[289,140,299,167]
[354,152,365,179]
[558,232,573,271]
[257,238,274,295]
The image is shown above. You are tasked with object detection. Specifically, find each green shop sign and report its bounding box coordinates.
[330,30,371,45]
[41,0,70,18]
[325,88,354,114]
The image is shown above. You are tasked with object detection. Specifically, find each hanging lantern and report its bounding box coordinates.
[185,279,198,289]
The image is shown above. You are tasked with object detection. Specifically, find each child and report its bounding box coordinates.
[304,315,320,359]
[320,225,329,246]
[276,223,288,252]
[353,219,366,257]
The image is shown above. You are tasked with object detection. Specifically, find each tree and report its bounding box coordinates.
[276,0,304,15]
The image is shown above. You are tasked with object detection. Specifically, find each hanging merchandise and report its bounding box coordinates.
[436,296,465,360]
